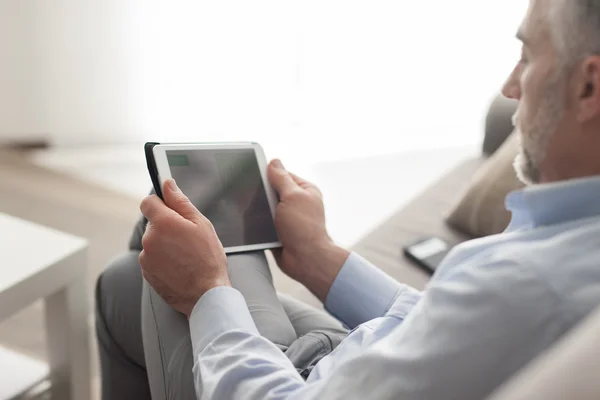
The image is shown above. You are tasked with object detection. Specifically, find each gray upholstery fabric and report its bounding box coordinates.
[351,158,485,291]
[483,95,518,156]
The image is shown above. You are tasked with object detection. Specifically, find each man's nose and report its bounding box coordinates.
[502,74,521,100]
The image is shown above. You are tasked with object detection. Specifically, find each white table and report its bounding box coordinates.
[0,213,89,400]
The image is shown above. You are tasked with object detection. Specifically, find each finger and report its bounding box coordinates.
[288,172,308,185]
[289,172,318,190]
[162,179,203,223]
[140,195,171,223]
[268,159,299,196]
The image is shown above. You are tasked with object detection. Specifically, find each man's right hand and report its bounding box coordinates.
[267,159,350,303]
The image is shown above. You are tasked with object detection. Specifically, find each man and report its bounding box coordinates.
[96,0,600,398]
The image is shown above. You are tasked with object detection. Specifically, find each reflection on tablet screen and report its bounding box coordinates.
[166,149,278,248]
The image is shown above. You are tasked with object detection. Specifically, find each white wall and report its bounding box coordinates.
[0,1,36,142]
[29,0,135,145]
[129,0,526,161]
[1,1,526,153]
[1,0,134,145]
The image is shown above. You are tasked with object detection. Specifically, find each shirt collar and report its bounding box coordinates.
[505,175,600,228]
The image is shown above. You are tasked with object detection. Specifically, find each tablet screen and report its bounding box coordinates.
[166,148,279,248]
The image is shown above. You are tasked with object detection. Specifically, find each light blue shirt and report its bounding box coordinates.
[189,176,600,400]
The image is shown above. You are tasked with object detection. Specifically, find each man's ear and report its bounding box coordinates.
[576,56,600,122]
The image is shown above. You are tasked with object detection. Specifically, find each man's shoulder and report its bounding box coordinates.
[499,218,600,289]
[425,243,565,345]
[439,218,600,324]
[449,216,600,275]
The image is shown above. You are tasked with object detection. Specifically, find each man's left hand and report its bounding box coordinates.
[139,179,231,319]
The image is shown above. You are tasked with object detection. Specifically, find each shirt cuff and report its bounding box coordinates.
[189,286,259,359]
[325,252,406,329]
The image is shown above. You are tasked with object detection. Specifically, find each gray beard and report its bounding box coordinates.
[514,147,540,186]
[512,79,565,186]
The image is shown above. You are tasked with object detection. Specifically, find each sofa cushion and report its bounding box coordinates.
[446,134,523,238]
[351,158,485,291]
[483,95,518,155]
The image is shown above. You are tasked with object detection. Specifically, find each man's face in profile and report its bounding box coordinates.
[502,0,566,185]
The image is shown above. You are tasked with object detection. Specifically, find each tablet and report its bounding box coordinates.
[146,142,281,254]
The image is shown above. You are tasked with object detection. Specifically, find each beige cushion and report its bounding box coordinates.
[446,134,523,238]
[487,305,600,400]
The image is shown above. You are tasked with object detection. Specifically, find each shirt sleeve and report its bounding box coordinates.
[325,252,420,329]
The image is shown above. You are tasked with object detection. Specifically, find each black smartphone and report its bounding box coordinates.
[403,237,452,275]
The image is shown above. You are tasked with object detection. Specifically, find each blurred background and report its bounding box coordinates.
[0,0,527,243]
[2,0,525,155]
[0,1,525,398]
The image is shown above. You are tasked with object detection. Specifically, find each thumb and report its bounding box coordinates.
[162,179,203,223]
[268,159,298,196]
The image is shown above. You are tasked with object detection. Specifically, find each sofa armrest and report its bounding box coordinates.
[483,94,518,156]
[487,305,600,400]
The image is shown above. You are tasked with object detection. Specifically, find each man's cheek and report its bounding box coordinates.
[518,98,533,130]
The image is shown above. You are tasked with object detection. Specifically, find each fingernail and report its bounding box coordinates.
[273,159,285,170]
[167,179,180,193]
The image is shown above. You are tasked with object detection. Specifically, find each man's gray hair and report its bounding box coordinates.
[552,0,600,66]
